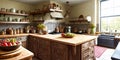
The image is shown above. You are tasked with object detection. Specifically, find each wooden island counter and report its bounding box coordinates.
[27,34,97,60]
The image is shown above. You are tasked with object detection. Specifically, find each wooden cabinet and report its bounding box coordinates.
[37,37,50,60]
[27,35,96,60]
[51,42,68,60]
[27,36,50,60]
[81,40,95,60]
[27,36,38,57]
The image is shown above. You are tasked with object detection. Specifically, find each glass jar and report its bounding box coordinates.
[65,26,71,33]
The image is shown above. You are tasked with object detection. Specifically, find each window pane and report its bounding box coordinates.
[101,16,120,33]
[114,0,120,7]
[100,0,120,33]
[101,8,114,17]
[114,7,120,15]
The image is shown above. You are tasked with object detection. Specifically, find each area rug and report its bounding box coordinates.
[96,49,114,60]
[94,46,108,58]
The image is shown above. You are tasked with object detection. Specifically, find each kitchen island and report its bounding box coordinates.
[27,34,97,60]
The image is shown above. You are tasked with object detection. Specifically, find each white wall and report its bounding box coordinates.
[0,0,34,11]
[69,0,99,32]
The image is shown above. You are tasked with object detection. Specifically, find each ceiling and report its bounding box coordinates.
[13,0,89,5]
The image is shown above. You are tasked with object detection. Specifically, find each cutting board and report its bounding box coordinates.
[0,46,22,59]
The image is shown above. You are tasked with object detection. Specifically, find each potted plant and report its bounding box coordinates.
[90,23,95,34]
[37,24,47,34]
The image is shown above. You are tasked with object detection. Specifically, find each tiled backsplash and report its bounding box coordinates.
[44,21,65,33]
[0,24,27,31]
[0,21,89,33]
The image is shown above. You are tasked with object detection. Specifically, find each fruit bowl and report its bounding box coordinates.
[0,41,22,51]
[61,33,75,38]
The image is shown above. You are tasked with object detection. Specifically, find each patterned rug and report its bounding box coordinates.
[94,46,108,58]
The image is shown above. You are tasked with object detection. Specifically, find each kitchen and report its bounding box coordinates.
[0,0,119,60]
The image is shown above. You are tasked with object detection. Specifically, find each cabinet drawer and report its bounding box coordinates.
[81,40,95,60]
[82,42,89,50]
[89,40,95,46]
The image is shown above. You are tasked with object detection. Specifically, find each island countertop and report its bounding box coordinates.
[29,34,97,46]
[0,33,97,46]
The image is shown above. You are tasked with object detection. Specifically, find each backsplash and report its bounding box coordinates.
[44,21,65,33]
[0,20,89,34]
[0,24,28,31]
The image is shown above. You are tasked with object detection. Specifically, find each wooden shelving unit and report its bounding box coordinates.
[0,34,29,38]
[0,22,30,24]
[0,11,29,16]
[30,8,63,15]
[50,9,63,12]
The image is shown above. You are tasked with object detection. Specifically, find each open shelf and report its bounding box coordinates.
[0,34,29,38]
[0,11,29,16]
[0,22,30,24]
[50,9,63,12]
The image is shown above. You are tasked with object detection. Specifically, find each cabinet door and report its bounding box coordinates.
[27,36,38,57]
[37,38,50,60]
[51,42,68,60]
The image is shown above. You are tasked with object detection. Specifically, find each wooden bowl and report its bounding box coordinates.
[0,41,22,51]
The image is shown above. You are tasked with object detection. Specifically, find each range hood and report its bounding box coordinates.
[50,12,64,19]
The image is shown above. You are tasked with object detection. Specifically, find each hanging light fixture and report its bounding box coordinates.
[64,1,72,18]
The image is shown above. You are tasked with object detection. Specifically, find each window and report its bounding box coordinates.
[100,0,120,33]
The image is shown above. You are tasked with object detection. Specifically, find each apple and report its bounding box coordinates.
[16,41,20,45]
[0,43,2,46]
[12,42,17,46]
[2,42,8,46]
[61,33,75,38]
[61,33,65,37]
[7,42,13,46]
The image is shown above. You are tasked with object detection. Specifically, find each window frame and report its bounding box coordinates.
[100,0,120,33]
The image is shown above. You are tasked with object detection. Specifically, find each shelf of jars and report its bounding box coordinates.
[0,22,30,24]
[29,6,62,15]
[0,34,29,38]
[69,20,89,24]
[0,18,30,24]
[0,11,29,16]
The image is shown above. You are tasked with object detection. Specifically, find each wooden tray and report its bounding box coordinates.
[0,46,22,59]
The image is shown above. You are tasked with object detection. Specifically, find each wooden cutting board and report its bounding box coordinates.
[0,46,22,59]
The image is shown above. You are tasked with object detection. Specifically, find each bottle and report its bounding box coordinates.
[65,26,71,33]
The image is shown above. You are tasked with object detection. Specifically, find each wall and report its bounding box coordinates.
[70,0,95,22]
[0,0,34,31]
[69,0,98,33]
[0,0,34,11]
